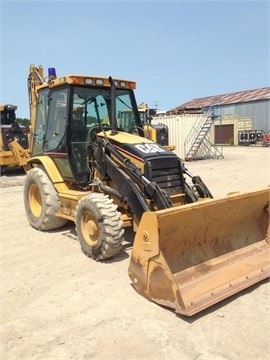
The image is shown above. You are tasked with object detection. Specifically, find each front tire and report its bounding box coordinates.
[76,193,124,260]
[24,167,68,230]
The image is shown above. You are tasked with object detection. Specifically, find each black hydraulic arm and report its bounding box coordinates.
[103,140,172,209]
[103,154,150,220]
[91,139,172,218]
[182,163,213,199]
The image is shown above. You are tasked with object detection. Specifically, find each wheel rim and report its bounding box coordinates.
[29,183,42,217]
[81,210,99,247]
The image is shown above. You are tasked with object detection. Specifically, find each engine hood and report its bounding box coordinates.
[98,130,176,161]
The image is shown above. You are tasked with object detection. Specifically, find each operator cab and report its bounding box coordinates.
[0,105,17,125]
[33,75,143,187]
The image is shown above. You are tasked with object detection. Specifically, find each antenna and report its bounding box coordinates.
[152,101,158,110]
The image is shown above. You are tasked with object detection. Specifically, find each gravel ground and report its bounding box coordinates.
[1,146,269,360]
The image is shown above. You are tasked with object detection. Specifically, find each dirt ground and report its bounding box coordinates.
[1,146,270,360]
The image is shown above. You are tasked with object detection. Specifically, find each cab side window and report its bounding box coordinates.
[44,90,68,151]
[32,89,48,156]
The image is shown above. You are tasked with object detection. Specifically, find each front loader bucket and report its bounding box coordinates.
[128,188,270,316]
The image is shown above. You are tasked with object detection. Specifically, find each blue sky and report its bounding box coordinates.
[1,0,269,118]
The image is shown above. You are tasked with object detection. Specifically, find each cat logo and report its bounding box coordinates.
[135,143,166,154]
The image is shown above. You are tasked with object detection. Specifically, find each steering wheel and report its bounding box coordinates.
[129,127,139,135]
[87,125,102,142]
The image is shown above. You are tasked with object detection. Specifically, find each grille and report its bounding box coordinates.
[144,156,184,195]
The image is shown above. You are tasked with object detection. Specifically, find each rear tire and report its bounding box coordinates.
[24,167,68,230]
[75,193,124,260]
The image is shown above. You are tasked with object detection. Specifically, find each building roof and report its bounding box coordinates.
[167,87,270,115]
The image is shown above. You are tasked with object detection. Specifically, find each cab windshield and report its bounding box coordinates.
[72,86,141,133]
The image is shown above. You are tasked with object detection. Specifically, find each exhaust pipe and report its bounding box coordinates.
[109,76,117,135]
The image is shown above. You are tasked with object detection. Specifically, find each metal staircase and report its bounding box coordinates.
[184,110,224,161]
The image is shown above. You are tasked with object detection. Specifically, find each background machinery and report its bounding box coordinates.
[239,129,270,147]
[118,101,172,149]
[10,65,270,316]
[0,104,29,171]
[137,102,173,149]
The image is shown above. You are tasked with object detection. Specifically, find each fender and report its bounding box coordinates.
[28,156,69,193]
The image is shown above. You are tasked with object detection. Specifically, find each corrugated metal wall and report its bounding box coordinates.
[207,100,270,131]
[158,96,269,157]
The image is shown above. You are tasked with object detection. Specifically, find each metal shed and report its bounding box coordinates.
[151,87,269,160]
[167,87,270,131]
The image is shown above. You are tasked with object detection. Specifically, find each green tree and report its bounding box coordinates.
[16,118,30,129]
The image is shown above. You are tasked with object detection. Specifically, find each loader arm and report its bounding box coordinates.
[91,138,173,219]
[101,153,150,220]
[182,164,213,198]
[104,140,172,208]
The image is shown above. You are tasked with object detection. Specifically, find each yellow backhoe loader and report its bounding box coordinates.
[0,104,29,170]
[9,65,269,316]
